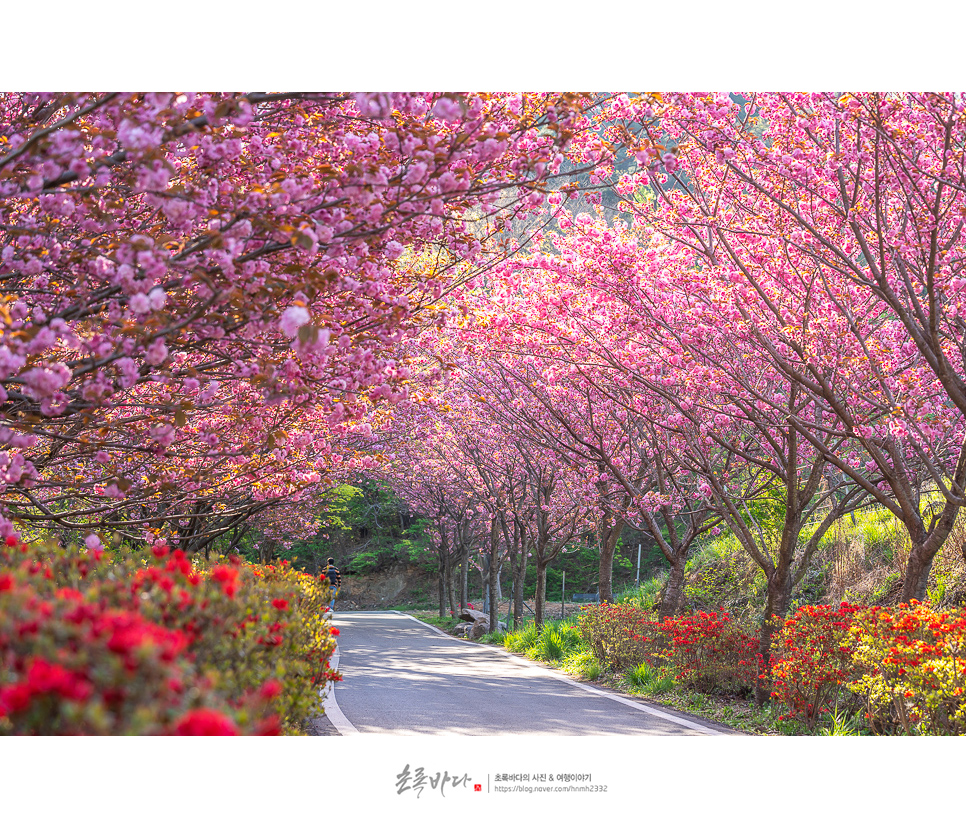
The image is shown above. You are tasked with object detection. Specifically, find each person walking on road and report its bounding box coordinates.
[324,557,342,607]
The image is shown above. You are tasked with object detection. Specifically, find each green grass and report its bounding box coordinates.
[614,575,666,610]
[624,661,676,696]
[817,706,868,736]
[815,504,907,556]
[523,620,583,663]
[560,650,601,681]
[414,614,460,630]
[504,620,540,653]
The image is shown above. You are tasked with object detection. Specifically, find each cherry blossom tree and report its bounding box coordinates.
[621,92,966,603]
[0,91,607,546]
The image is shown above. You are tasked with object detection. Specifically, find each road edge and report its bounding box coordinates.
[319,645,359,735]
[389,610,734,737]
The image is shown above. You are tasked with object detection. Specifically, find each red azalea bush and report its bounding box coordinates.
[656,610,759,695]
[0,538,339,735]
[769,602,862,729]
[578,605,756,693]
[578,603,666,670]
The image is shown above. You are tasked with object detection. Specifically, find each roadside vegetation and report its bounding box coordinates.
[411,504,966,736]
[0,539,339,735]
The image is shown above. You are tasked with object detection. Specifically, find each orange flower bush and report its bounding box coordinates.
[0,538,339,735]
[847,601,966,735]
[574,598,966,734]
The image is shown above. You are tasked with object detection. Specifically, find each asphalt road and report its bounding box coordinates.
[322,611,730,736]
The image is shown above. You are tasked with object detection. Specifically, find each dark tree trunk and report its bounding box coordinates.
[488,560,500,633]
[902,533,946,603]
[598,520,624,604]
[446,554,458,617]
[437,527,449,618]
[488,520,500,633]
[438,567,446,619]
[755,564,793,706]
[259,538,276,565]
[534,562,547,629]
[658,556,687,620]
[512,564,526,630]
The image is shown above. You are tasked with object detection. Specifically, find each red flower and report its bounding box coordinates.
[0,683,32,715]
[210,565,239,597]
[255,715,282,735]
[330,628,340,636]
[55,587,82,601]
[174,708,239,736]
[258,679,283,700]
[23,657,92,702]
[271,598,289,611]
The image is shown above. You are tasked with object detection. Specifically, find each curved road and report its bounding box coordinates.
[322,611,731,736]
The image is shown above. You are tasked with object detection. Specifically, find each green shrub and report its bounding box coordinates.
[578,603,665,670]
[527,628,566,662]
[524,621,582,663]
[615,575,666,611]
[347,551,379,574]
[478,631,504,645]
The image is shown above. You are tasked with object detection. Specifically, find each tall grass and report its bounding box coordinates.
[624,661,676,696]
[501,617,586,667]
[525,620,582,662]
[503,620,540,654]
[615,574,666,610]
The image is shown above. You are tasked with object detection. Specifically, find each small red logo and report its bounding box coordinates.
[474,784,482,792]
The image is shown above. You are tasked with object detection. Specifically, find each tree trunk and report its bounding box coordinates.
[755,565,792,706]
[259,538,276,565]
[446,555,458,617]
[658,556,687,621]
[512,565,526,630]
[438,563,446,619]
[488,558,499,633]
[902,537,942,603]
[534,563,547,629]
[437,528,449,618]
[598,520,624,603]
[460,548,469,610]
[488,520,500,633]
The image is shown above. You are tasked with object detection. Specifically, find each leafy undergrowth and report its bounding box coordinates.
[407,609,781,735]
[544,651,783,736]
[407,611,462,631]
